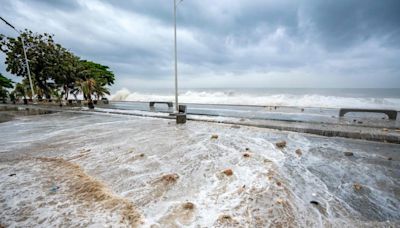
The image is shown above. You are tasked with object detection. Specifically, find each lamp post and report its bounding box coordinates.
[0,17,36,100]
[173,0,183,113]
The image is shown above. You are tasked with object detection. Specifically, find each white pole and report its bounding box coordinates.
[20,36,35,99]
[174,0,179,112]
[0,17,35,100]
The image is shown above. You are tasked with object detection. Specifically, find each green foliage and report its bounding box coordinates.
[9,91,16,103]
[0,73,13,88]
[0,73,13,102]
[79,60,115,86]
[0,30,59,96]
[0,30,116,106]
[0,88,7,102]
[13,82,28,99]
[77,60,113,101]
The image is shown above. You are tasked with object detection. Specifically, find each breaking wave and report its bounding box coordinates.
[111,88,400,109]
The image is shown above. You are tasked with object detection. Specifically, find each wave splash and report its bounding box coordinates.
[111,88,400,109]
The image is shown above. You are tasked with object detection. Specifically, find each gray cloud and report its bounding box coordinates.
[304,0,400,49]
[0,0,399,90]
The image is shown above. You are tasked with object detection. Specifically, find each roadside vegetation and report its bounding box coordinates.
[0,73,13,103]
[0,30,115,108]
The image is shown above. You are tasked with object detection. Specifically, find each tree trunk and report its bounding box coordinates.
[87,94,94,109]
[88,99,94,109]
[64,85,69,100]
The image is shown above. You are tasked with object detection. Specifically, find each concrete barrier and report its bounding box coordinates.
[339,108,397,120]
[176,113,186,124]
[178,105,186,113]
[149,101,173,108]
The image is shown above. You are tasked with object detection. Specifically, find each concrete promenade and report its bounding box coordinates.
[1,103,399,144]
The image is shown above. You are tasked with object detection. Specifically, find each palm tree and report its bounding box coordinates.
[94,83,110,100]
[76,78,96,109]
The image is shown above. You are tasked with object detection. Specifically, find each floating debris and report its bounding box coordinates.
[220,214,232,220]
[267,169,275,180]
[182,202,195,210]
[310,200,319,206]
[211,134,219,139]
[161,174,179,183]
[357,121,363,124]
[216,214,239,225]
[353,183,362,191]
[388,157,393,161]
[276,198,285,204]
[231,125,241,129]
[275,141,287,149]
[276,181,282,187]
[139,153,145,157]
[301,108,304,112]
[344,152,354,156]
[243,153,251,158]
[222,169,233,176]
[50,185,60,193]
[8,173,16,177]
[245,147,250,151]
[295,149,302,156]
[382,128,389,132]
[215,214,239,226]
[310,200,327,215]
[264,159,272,164]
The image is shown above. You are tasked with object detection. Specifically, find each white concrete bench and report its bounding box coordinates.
[339,108,397,120]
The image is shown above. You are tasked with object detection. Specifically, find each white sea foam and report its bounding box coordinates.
[111,88,400,109]
[1,112,399,227]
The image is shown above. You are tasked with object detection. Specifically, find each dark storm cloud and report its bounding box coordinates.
[0,0,399,89]
[304,0,400,49]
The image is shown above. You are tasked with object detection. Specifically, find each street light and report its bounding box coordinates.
[173,0,183,113]
[0,16,36,100]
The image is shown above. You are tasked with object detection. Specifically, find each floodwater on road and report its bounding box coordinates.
[0,111,399,227]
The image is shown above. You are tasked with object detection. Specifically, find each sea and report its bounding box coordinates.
[111,88,400,109]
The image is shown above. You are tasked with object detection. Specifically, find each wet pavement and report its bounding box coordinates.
[0,111,399,227]
[101,101,400,129]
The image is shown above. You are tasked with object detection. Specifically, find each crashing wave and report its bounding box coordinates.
[110,88,400,109]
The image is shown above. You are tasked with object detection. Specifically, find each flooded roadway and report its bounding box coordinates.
[0,111,399,227]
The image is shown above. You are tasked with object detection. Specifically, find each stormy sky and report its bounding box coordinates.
[1,0,400,91]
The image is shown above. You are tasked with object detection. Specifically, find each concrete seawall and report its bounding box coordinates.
[202,118,400,144]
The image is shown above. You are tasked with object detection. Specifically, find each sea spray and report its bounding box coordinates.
[110,88,400,109]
